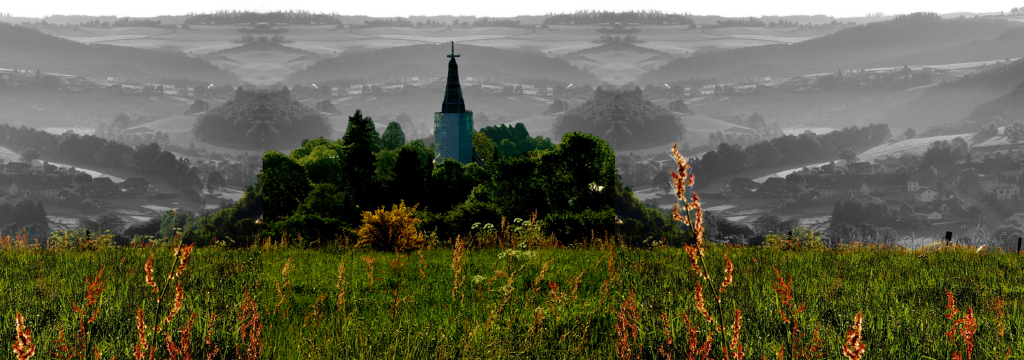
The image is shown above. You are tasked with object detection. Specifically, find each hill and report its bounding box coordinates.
[0,23,235,83]
[965,80,1024,124]
[886,58,1024,129]
[205,41,322,85]
[288,43,596,85]
[552,87,683,150]
[641,13,1021,83]
[193,87,331,150]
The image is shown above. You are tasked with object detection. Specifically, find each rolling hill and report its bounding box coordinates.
[641,13,1021,84]
[0,23,235,83]
[288,43,596,85]
[885,58,1024,129]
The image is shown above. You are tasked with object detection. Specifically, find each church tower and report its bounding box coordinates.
[433,41,474,164]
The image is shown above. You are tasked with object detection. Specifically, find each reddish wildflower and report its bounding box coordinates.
[657,312,673,360]
[842,312,866,360]
[684,244,703,278]
[719,254,734,295]
[164,282,184,325]
[615,291,641,360]
[694,281,712,323]
[132,308,148,360]
[772,267,793,307]
[731,308,744,360]
[236,291,263,360]
[144,255,159,294]
[169,244,194,280]
[13,312,36,360]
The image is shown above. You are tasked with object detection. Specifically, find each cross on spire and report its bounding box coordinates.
[447,41,459,58]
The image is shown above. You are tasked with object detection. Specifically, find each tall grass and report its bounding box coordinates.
[3,242,1024,358]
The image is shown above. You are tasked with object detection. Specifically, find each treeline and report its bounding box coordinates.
[0,23,235,83]
[183,10,341,25]
[689,124,891,182]
[192,87,332,150]
[470,18,523,28]
[0,124,203,197]
[175,110,615,247]
[0,199,48,236]
[642,13,1018,83]
[543,11,694,25]
[553,87,684,150]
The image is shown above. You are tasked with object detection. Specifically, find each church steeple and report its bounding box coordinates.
[441,41,466,113]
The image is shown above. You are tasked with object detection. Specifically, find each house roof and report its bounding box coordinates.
[915,188,935,194]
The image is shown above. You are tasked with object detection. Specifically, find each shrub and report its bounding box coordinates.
[356,201,424,251]
[765,226,826,250]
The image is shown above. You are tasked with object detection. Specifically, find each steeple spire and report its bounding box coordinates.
[441,41,466,113]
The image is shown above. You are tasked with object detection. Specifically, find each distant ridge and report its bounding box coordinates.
[641,13,1021,83]
[0,22,235,83]
[288,43,596,85]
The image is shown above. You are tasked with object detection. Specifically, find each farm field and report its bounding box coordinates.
[2,242,1023,358]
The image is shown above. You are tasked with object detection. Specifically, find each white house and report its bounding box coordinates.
[915,188,938,203]
[994,184,1021,200]
[859,182,871,196]
[927,212,942,220]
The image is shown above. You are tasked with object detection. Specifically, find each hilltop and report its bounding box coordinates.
[641,13,1021,83]
[204,41,322,85]
[288,43,597,85]
[553,87,683,150]
[192,87,332,150]
[0,22,235,83]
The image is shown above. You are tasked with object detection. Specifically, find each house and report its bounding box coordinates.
[4,162,30,175]
[817,188,842,198]
[758,177,788,195]
[90,177,119,196]
[859,182,871,196]
[7,182,18,196]
[848,162,873,175]
[978,175,999,193]
[915,188,938,203]
[17,182,61,199]
[907,173,932,192]
[728,177,757,193]
[927,211,943,220]
[994,183,1021,200]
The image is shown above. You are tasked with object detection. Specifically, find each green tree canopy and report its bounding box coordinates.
[381,121,406,150]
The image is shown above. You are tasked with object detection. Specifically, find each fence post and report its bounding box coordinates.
[1018,237,1022,254]
[944,231,952,247]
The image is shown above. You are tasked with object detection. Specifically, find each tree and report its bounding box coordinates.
[260,150,311,221]
[903,127,916,139]
[206,170,226,194]
[838,147,858,163]
[19,146,39,163]
[1006,122,1024,143]
[380,121,406,150]
[652,170,672,194]
[751,213,799,236]
[341,110,381,208]
[950,136,970,163]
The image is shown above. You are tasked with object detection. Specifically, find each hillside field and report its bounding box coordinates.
[2,242,1023,358]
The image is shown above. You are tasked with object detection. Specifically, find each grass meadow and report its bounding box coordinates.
[3,240,1024,359]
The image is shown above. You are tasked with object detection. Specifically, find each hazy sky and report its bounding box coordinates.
[5,0,1023,18]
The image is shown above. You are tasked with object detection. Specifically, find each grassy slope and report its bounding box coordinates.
[2,244,1023,358]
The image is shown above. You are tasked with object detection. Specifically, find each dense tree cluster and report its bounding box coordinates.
[183,10,341,25]
[689,124,891,181]
[478,123,555,159]
[543,11,694,25]
[553,87,685,150]
[0,124,204,196]
[0,199,48,236]
[193,87,333,150]
[184,110,614,247]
